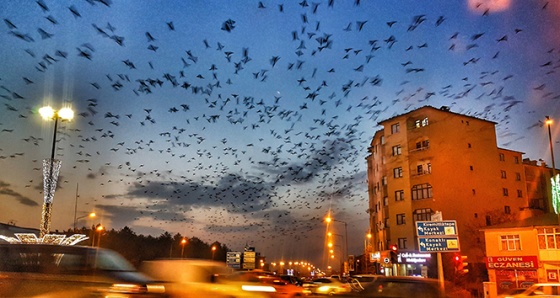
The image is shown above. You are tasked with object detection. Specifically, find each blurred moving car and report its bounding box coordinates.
[0,243,167,297]
[224,270,306,297]
[307,277,352,296]
[499,283,560,297]
[347,275,378,291]
[340,275,445,298]
[141,259,267,298]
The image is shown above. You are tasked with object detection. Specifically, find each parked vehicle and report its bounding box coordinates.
[0,243,167,297]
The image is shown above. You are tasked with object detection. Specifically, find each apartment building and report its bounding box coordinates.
[365,106,551,276]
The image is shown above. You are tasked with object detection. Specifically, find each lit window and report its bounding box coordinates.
[395,190,404,201]
[392,145,402,156]
[415,117,429,128]
[500,235,521,251]
[382,176,387,185]
[391,123,400,134]
[537,228,560,250]
[393,167,403,178]
[396,214,406,225]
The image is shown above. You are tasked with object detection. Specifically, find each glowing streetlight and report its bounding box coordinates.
[211,245,217,260]
[181,238,187,258]
[38,105,74,237]
[95,225,104,247]
[325,214,348,267]
[73,212,96,232]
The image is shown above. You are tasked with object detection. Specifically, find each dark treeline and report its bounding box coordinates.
[65,225,230,267]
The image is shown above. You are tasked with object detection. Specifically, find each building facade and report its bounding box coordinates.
[365,106,552,277]
[482,213,560,296]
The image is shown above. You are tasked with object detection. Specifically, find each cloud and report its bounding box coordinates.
[0,181,38,207]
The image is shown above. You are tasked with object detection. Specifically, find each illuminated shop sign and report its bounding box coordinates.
[400,252,431,263]
[485,256,538,269]
[552,174,560,215]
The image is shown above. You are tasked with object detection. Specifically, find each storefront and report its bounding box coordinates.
[485,256,539,293]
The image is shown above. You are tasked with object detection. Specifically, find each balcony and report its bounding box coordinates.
[409,145,429,153]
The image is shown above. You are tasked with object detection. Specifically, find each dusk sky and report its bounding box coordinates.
[1,0,560,268]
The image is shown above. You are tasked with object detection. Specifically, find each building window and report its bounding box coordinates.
[516,173,521,181]
[391,123,400,134]
[416,163,431,175]
[393,167,403,178]
[382,176,387,185]
[500,235,521,251]
[395,190,404,201]
[486,215,491,226]
[415,140,429,150]
[517,190,523,198]
[414,208,433,221]
[415,117,428,128]
[380,136,385,145]
[514,156,519,164]
[501,170,507,179]
[470,166,474,171]
[398,238,407,249]
[392,145,402,156]
[503,188,509,196]
[468,143,472,148]
[499,153,505,161]
[384,217,389,229]
[537,228,560,250]
[505,206,511,214]
[396,214,406,225]
[412,183,433,200]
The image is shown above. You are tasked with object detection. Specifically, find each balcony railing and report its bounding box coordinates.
[409,146,429,153]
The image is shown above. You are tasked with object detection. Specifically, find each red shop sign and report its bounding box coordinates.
[485,256,538,270]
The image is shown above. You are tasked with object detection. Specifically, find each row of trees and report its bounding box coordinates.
[66,226,231,267]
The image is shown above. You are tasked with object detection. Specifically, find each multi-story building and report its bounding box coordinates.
[365,106,553,277]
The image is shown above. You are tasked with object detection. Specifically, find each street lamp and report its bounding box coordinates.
[73,212,96,232]
[325,215,348,269]
[211,245,217,260]
[95,225,104,247]
[181,238,187,259]
[38,105,74,237]
[546,116,557,178]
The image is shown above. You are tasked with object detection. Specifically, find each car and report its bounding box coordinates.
[347,275,378,291]
[340,275,445,298]
[500,283,560,297]
[0,243,167,297]
[497,288,531,298]
[307,277,352,296]
[141,259,268,298]
[224,270,306,297]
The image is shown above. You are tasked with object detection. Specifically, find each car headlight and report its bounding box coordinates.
[241,285,277,293]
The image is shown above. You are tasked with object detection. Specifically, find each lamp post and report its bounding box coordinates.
[211,245,217,260]
[325,215,348,272]
[181,238,187,259]
[38,106,74,237]
[73,212,96,232]
[96,225,104,247]
[546,116,557,178]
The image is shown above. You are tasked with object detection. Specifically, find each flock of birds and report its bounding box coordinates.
[0,0,559,261]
